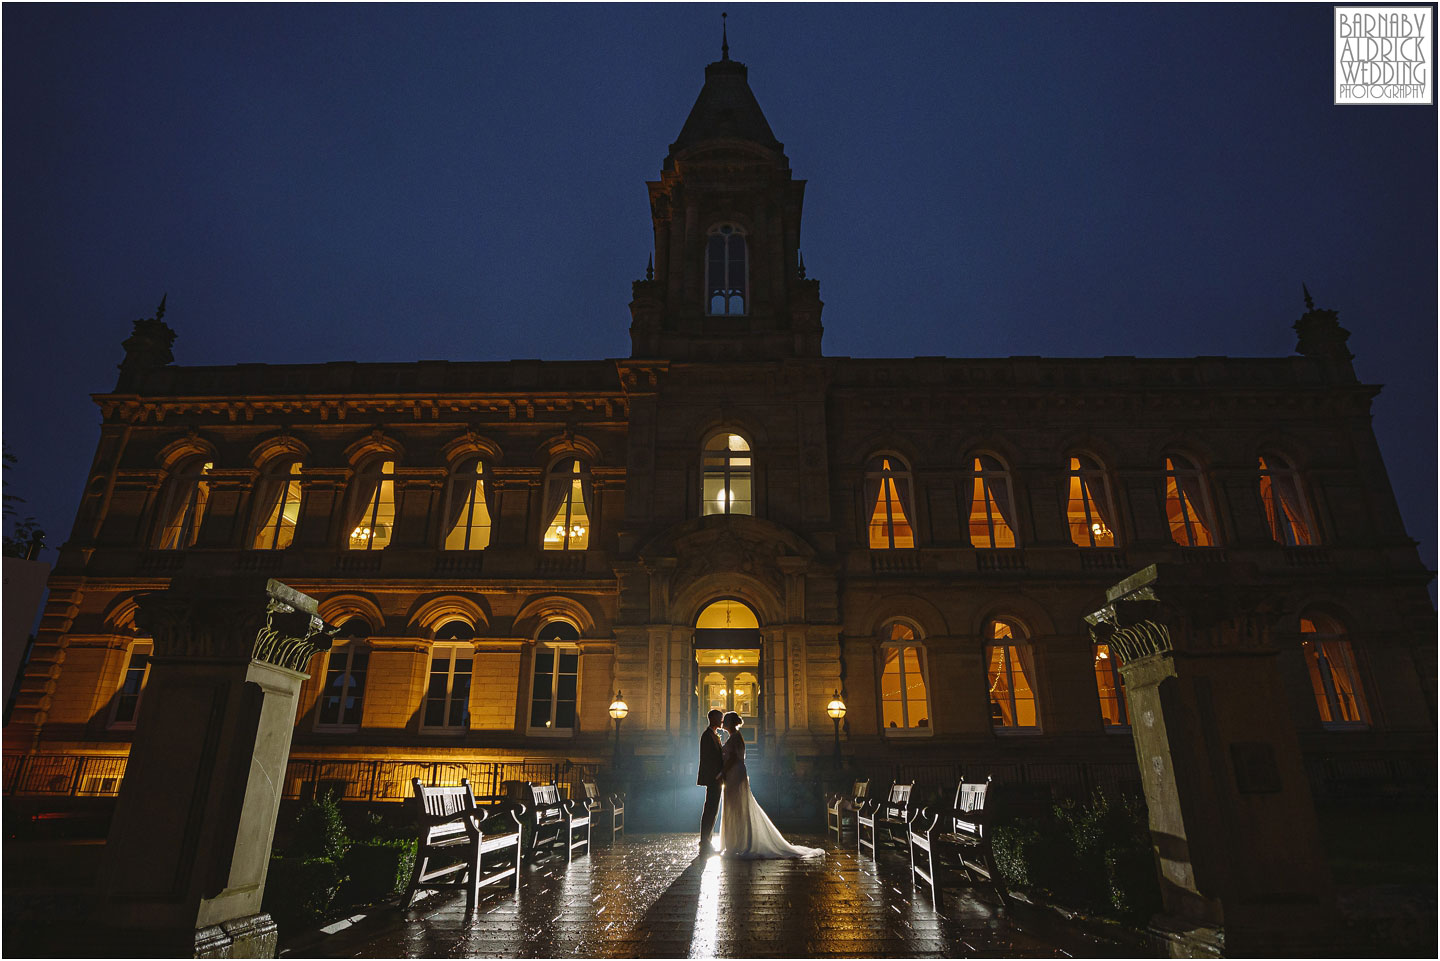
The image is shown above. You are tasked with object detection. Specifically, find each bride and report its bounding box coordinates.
[716,712,824,859]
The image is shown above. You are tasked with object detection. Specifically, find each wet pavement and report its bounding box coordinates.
[284,832,1138,958]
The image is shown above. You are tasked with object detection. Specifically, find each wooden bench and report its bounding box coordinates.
[908,776,1008,910]
[825,778,871,843]
[402,778,522,912]
[581,780,625,841]
[520,781,590,861]
[856,780,914,859]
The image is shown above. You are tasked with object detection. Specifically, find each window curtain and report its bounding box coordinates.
[1013,642,1038,699]
[894,472,916,529]
[442,466,473,538]
[1082,474,1114,532]
[987,474,1016,534]
[862,460,884,529]
[1268,470,1313,544]
[1174,470,1211,531]
[344,466,381,535]
[248,470,286,544]
[1323,641,1366,722]
[577,463,593,520]
[542,460,572,528]
[480,463,496,519]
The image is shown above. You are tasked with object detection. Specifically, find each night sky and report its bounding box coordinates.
[3,4,1435,581]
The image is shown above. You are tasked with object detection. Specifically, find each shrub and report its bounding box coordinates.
[338,839,417,905]
[290,791,351,862]
[263,856,343,930]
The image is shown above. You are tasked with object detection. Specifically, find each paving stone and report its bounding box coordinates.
[282,832,1142,957]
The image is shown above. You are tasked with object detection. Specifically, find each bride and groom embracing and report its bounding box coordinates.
[696,709,824,859]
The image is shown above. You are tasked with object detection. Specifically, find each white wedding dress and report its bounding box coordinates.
[718,731,824,859]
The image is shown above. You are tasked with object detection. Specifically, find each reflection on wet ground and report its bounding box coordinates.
[285,832,1133,958]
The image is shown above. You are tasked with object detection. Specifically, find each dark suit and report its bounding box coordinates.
[697,727,724,845]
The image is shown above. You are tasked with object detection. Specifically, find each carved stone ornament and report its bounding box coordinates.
[136,576,337,670]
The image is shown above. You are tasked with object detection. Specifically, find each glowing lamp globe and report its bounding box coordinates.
[608,691,629,720]
[826,690,847,720]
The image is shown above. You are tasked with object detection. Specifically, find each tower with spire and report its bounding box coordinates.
[629,32,822,360]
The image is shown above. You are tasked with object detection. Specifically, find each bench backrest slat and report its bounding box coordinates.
[851,779,871,803]
[953,778,990,837]
[884,781,914,818]
[581,780,599,800]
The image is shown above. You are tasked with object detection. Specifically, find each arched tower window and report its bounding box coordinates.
[968,455,1017,548]
[1258,454,1316,546]
[1164,454,1216,547]
[1067,455,1116,548]
[706,223,747,316]
[529,621,580,734]
[444,458,492,550]
[542,459,591,550]
[347,458,396,550]
[317,618,370,731]
[251,460,304,550]
[1093,641,1127,727]
[987,618,1038,731]
[866,455,915,549]
[702,433,752,516]
[1300,613,1370,728]
[879,621,931,735]
[424,620,475,732]
[155,456,214,550]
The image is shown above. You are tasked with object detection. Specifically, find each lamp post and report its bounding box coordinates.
[608,689,629,762]
[826,689,847,768]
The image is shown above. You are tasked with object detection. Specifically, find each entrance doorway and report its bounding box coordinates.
[693,599,762,748]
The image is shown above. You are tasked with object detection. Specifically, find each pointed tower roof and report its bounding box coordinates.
[667,55,782,165]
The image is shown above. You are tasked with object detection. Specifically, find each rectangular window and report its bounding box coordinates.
[316,645,368,729]
[542,463,591,550]
[423,645,472,731]
[529,644,580,733]
[880,645,930,734]
[109,641,153,728]
[444,468,492,550]
[988,643,1037,730]
[868,475,915,549]
[1094,643,1127,727]
[1303,638,1370,727]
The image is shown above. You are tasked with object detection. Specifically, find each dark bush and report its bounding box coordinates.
[263,856,343,930]
[338,839,417,905]
[289,792,351,862]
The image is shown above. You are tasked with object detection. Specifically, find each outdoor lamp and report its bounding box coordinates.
[608,690,628,761]
[826,690,846,767]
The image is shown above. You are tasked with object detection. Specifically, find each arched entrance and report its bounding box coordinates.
[693,599,762,748]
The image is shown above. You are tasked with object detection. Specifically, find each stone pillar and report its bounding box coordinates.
[99,575,335,957]
[1086,564,1335,958]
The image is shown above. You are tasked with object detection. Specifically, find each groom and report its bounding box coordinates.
[696,708,724,856]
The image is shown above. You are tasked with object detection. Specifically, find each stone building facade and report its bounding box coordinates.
[6,51,1434,815]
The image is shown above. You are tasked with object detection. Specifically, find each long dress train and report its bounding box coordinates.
[718,731,824,859]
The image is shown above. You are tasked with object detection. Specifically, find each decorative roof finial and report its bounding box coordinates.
[646,254,654,281]
[798,253,806,280]
[156,293,167,322]
[721,12,729,61]
[1302,283,1314,312]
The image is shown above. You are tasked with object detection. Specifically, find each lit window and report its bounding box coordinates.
[423,631,474,731]
[347,459,396,550]
[541,460,591,550]
[252,461,304,550]
[706,223,747,316]
[156,458,213,549]
[529,622,580,734]
[1164,455,1215,547]
[988,619,1038,730]
[443,459,492,550]
[1093,642,1127,727]
[866,455,915,549]
[1301,614,1370,728]
[108,640,152,728]
[317,619,369,730]
[969,455,1017,548]
[1258,455,1315,546]
[879,622,930,734]
[702,433,753,517]
[1067,455,1116,548]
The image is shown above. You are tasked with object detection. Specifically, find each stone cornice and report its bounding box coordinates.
[93,392,630,425]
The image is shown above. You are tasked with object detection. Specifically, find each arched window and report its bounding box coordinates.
[155,457,214,549]
[866,455,915,549]
[968,455,1017,548]
[443,459,492,550]
[1093,642,1127,727]
[1164,454,1216,547]
[987,618,1038,731]
[1067,455,1116,548]
[424,620,474,731]
[108,639,153,729]
[702,433,752,516]
[251,460,304,550]
[541,459,591,550]
[529,621,580,734]
[317,618,369,730]
[347,458,396,550]
[1300,613,1370,728]
[706,223,747,316]
[879,621,931,735]
[1258,454,1315,546]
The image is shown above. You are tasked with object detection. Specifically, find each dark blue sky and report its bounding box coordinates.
[3,4,1435,579]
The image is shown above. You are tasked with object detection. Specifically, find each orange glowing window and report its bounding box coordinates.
[156,457,213,550]
[444,459,492,551]
[866,456,915,549]
[1258,455,1315,547]
[252,461,303,550]
[1067,455,1116,548]
[1164,455,1214,547]
[879,621,930,734]
[1301,614,1369,727]
[347,459,396,551]
[969,455,1016,548]
[988,619,1037,730]
[542,460,591,551]
[1093,642,1127,727]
